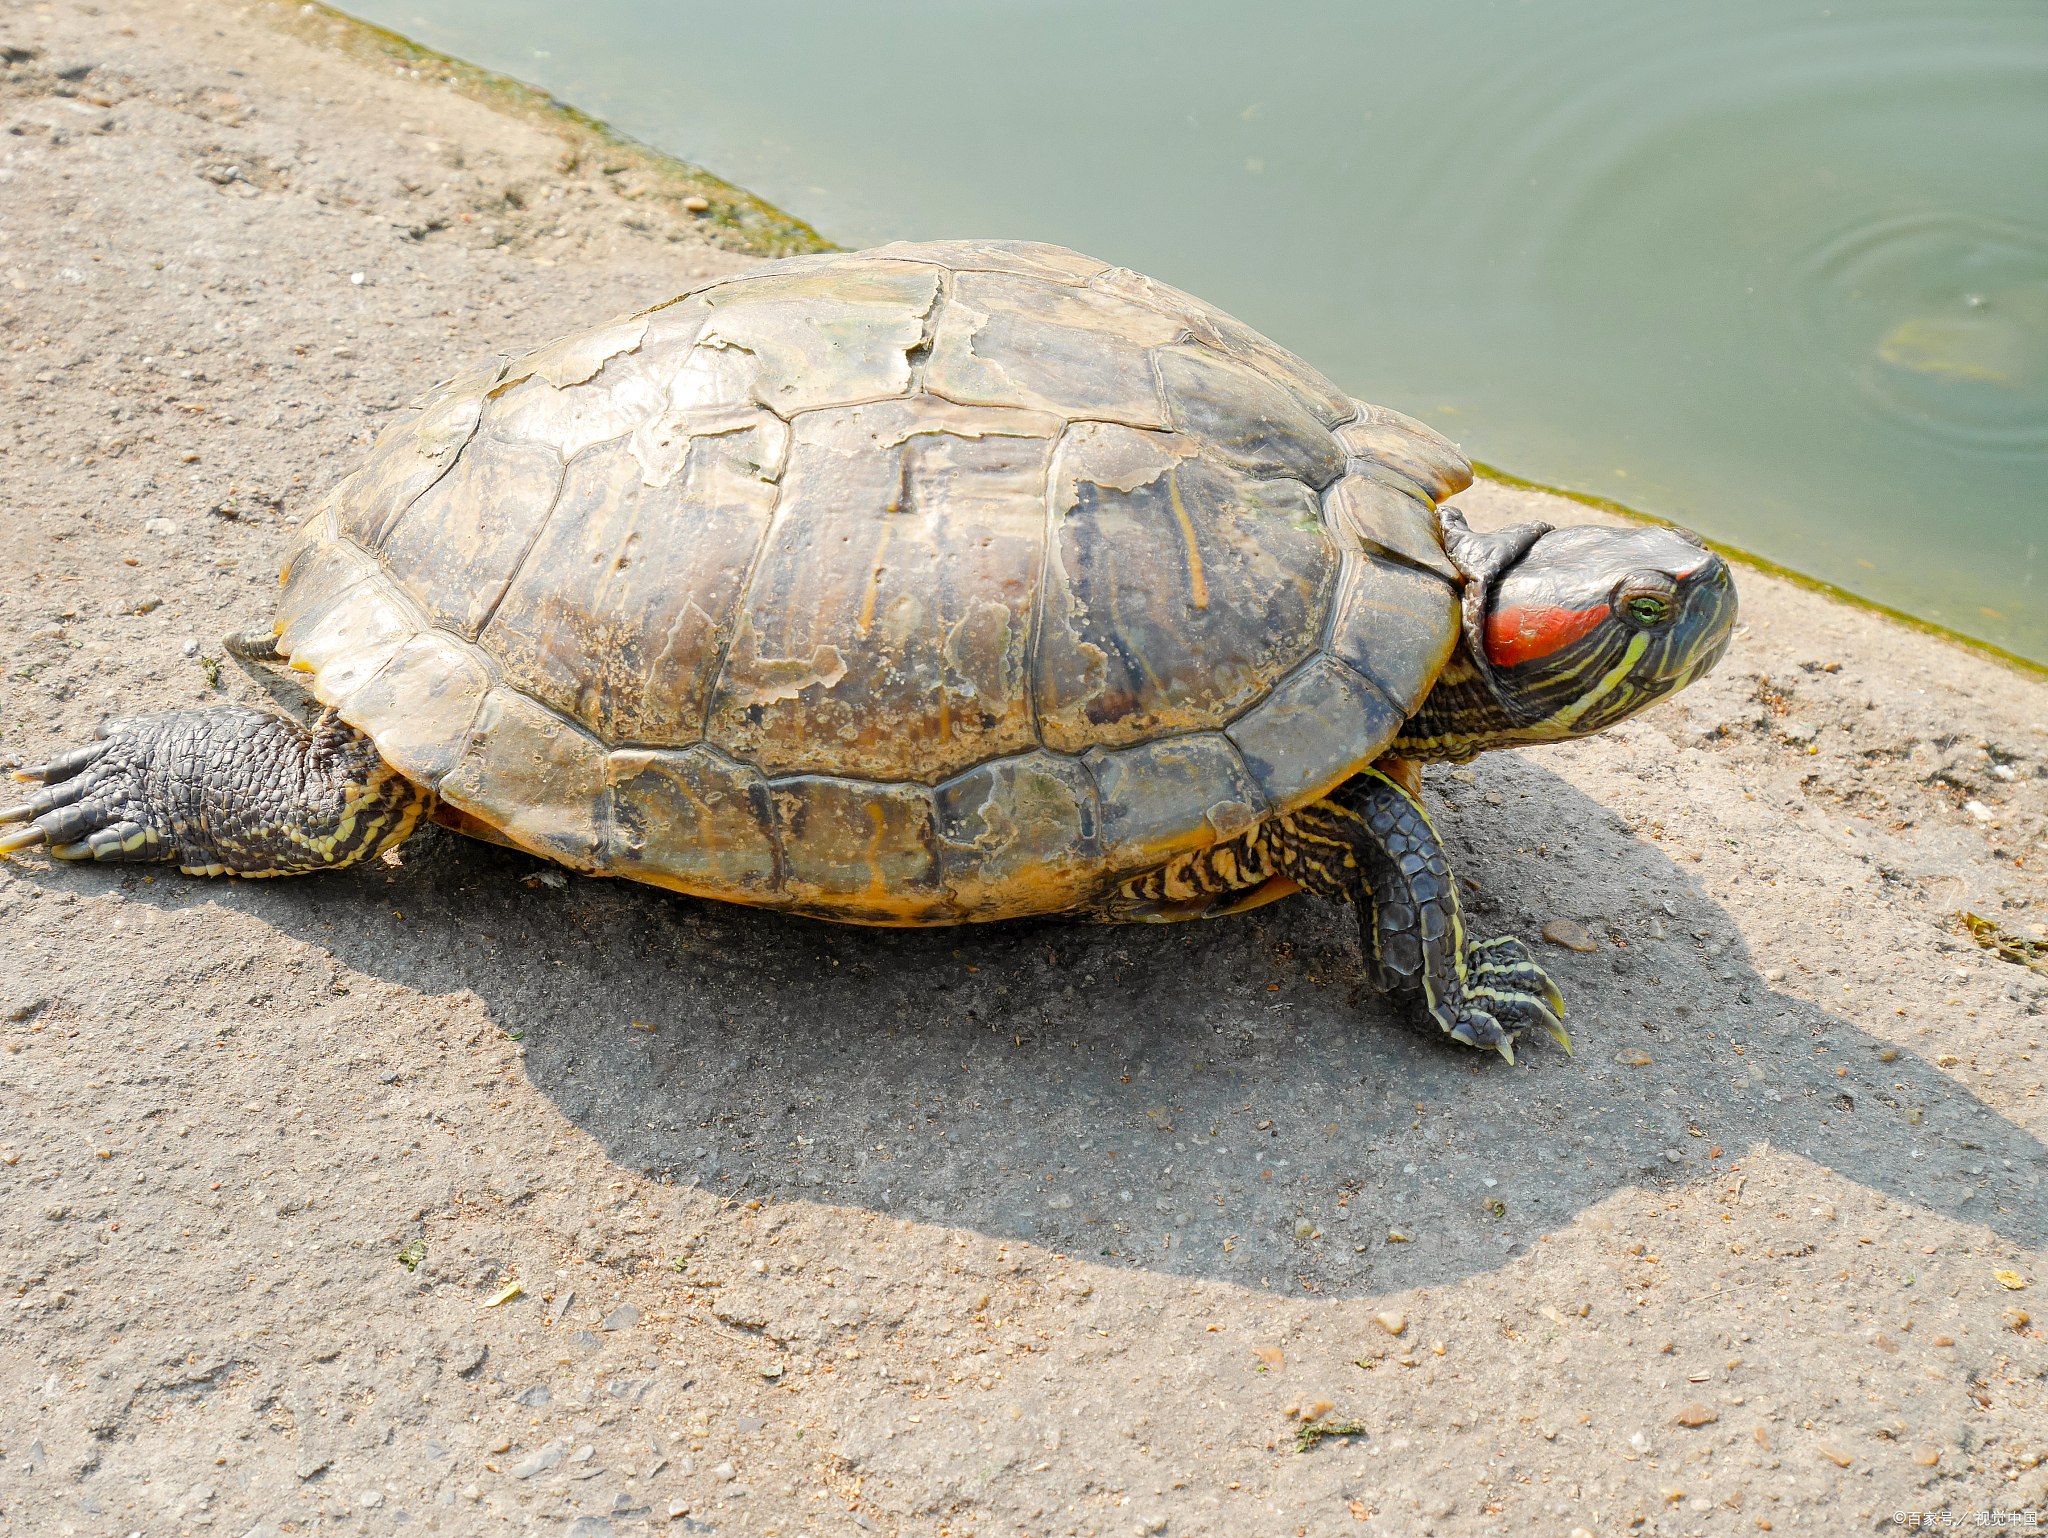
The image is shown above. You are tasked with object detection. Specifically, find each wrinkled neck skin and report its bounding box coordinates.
[1390,635,1529,763]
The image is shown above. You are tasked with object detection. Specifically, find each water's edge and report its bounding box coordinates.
[283,4,2044,685]
[275,2,835,257]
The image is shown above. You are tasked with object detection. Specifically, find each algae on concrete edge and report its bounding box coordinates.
[1471,461,2048,683]
[261,2,837,259]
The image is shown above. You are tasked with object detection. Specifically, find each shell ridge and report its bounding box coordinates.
[1315,546,1361,657]
[602,741,786,897]
[360,421,471,553]
[1360,539,1462,586]
[463,438,577,645]
[1021,419,1070,756]
[293,561,422,707]
[1224,653,1401,813]
[699,458,796,743]
[907,267,950,397]
[654,593,726,743]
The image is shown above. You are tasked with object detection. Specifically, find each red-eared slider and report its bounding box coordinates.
[2,241,1735,1058]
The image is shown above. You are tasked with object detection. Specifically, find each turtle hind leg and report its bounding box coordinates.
[0,705,424,877]
[1281,766,1568,1061]
[1092,821,1299,923]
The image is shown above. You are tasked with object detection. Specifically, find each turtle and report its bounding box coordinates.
[1,240,1735,1059]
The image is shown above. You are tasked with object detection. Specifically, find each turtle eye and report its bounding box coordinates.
[1615,573,1678,630]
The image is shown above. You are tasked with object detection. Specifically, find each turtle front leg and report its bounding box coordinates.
[0,705,424,877]
[1283,765,1568,1062]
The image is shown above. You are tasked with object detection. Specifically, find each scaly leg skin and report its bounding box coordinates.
[1101,764,1568,1061]
[0,705,424,876]
[1290,767,1568,1062]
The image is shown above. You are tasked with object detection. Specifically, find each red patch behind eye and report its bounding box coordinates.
[1485,603,1610,668]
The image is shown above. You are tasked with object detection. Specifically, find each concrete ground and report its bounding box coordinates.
[0,5,2043,1537]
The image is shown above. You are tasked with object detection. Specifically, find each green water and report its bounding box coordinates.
[352,0,2048,664]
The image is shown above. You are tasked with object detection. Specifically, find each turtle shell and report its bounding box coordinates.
[274,241,1467,923]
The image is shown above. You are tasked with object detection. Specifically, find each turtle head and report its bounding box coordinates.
[1395,516,1737,760]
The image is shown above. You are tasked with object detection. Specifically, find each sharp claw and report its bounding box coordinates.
[0,802,34,825]
[51,840,94,860]
[1543,977,1567,1016]
[1496,1039,1516,1066]
[1542,1015,1573,1055]
[1519,997,1566,1040]
[0,825,49,854]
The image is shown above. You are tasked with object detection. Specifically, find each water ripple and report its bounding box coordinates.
[1799,211,2048,451]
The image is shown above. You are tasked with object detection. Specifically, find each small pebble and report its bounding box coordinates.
[511,1442,564,1479]
[359,1490,384,1509]
[1615,1049,1653,1067]
[1374,1311,1407,1336]
[667,1497,691,1518]
[1542,919,1600,952]
[1670,1402,1718,1427]
[713,1462,735,1482]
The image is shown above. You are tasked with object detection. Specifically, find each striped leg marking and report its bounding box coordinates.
[1289,768,1569,1062]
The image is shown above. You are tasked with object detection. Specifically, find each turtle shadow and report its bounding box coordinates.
[86,748,2048,1296]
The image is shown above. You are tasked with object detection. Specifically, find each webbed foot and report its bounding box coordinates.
[0,731,158,862]
[1288,765,1571,1061]
[1440,935,1570,1063]
[1,706,423,876]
